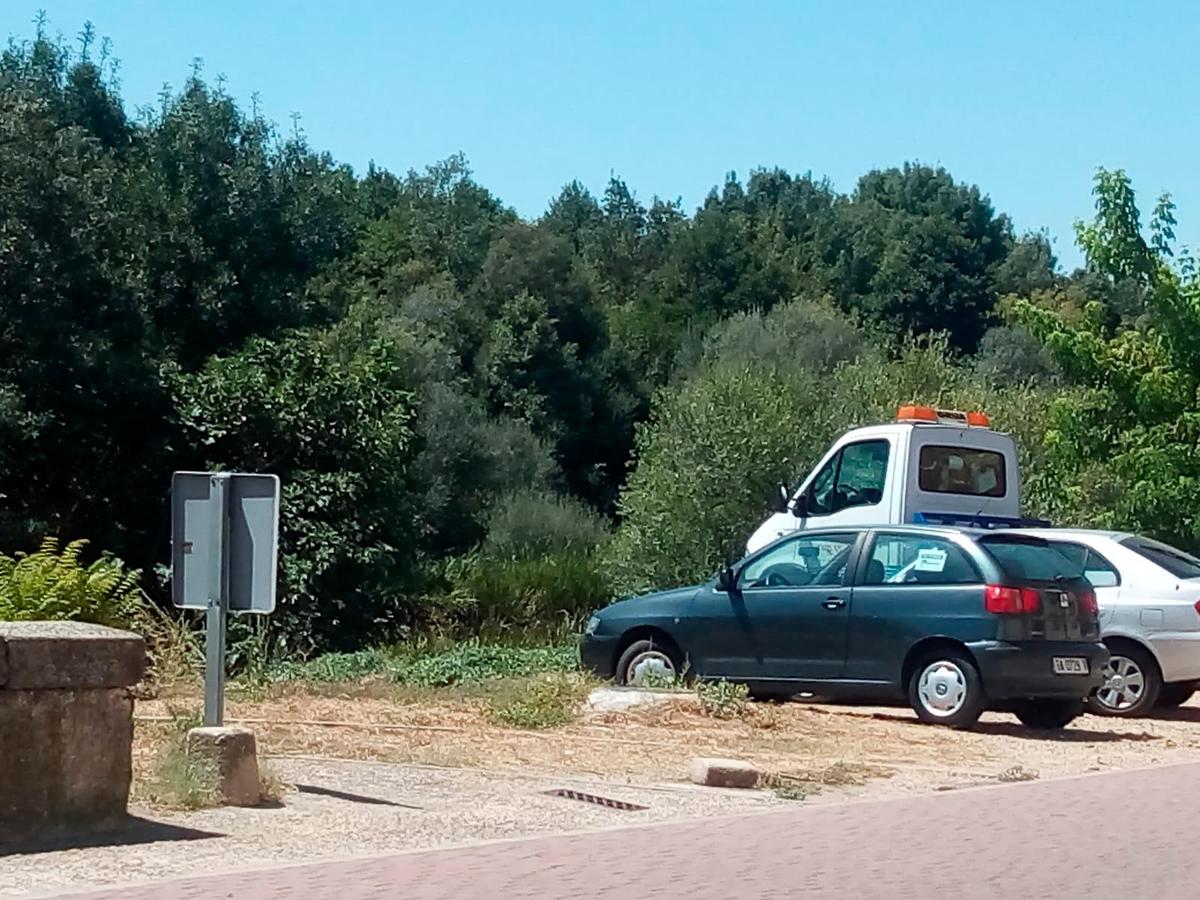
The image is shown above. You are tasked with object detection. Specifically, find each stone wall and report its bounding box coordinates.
[0,622,145,834]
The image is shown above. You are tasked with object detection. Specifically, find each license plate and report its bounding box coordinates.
[1053,657,1089,675]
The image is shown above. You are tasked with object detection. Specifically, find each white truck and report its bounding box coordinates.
[746,405,1045,554]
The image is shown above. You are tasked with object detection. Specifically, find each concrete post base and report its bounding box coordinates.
[186,725,261,807]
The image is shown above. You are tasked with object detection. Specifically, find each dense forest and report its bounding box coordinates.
[3,28,1200,657]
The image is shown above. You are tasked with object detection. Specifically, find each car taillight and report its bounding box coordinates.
[985,584,1041,614]
[1194,599,1200,618]
[1078,589,1098,616]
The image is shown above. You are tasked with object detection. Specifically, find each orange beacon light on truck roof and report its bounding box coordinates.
[896,405,990,428]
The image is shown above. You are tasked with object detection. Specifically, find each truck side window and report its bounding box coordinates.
[809,440,890,515]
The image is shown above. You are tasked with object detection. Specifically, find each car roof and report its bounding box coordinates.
[1020,528,1131,542]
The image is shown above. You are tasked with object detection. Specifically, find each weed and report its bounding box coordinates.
[767,761,893,791]
[997,765,1039,783]
[696,679,750,718]
[135,715,219,810]
[258,763,289,803]
[773,783,812,801]
[486,674,590,729]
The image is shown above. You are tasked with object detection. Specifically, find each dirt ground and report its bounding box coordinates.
[7,682,1200,896]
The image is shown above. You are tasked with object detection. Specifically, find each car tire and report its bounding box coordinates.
[615,638,683,688]
[1157,682,1197,709]
[1013,698,1083,730]
[1088,642,1161,717]
[907,650,986,729]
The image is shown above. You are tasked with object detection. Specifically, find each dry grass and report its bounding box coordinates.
[131,676,1200,808]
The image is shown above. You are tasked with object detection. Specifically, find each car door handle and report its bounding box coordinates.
[822,597,846,610]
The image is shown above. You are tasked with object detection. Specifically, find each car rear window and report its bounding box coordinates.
[918,445,1006,498]
[977,536,1085,582]
[1120,537,1200,580]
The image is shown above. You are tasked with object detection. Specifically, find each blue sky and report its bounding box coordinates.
[7,1,1198,271]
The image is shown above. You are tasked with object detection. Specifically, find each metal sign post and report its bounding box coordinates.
[171,471,279,728]
[203,474,230,727]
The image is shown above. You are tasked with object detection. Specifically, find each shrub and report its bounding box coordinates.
[696,679,750,719]
[0,537,150,629]
[481,490,610,558]
[446,550,610,628]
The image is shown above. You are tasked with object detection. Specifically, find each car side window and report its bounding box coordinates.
[808,440,890,516]
[861,534,980,586]
[739,533,858,590]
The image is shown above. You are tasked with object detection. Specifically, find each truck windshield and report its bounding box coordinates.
[977,536,1084,582]
[918,445,1006,498]
[1120,537,1200,580]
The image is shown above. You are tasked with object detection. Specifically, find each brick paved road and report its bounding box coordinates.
[44,763,1200,899]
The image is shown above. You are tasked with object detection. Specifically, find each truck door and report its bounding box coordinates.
[802,438,895,529]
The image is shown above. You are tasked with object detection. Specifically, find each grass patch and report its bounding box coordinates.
[765,761,893,795]
[265,640,578,688]
[485,674,593,729]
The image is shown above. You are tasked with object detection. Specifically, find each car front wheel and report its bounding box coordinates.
[615,638,683,688]
[1013,698,1083,730]
[908,651,986,729]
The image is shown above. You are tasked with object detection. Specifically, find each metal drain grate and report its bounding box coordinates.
[543,789,647,811]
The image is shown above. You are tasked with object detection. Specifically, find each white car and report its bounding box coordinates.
[1025,529,1200,716]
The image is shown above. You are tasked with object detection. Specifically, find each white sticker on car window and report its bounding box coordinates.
[914,547,947,572]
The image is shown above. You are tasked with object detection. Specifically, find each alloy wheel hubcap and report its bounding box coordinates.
[627,651,676,687]
[918,660,967,717]
[1097,655,1145,710]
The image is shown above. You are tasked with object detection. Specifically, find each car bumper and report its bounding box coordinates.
[1148,633,1200,683]
[579,634,620,680]
[968,640,1109,700]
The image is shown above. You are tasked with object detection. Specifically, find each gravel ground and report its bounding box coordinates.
[1,758,784,898]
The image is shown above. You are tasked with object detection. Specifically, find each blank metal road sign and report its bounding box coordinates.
[171,471,280,614]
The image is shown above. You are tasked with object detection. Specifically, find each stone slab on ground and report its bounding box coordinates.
[586,686,697,713]
[690,757,760,789]
[0,687,134,831]
[187,726,261,806]
[0,621,144,690]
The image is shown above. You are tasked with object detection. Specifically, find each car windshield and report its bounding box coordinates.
[977,536,1085,582]
[1120,536,1200,580]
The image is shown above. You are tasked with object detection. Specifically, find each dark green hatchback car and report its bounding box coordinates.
[580,525,1109,729]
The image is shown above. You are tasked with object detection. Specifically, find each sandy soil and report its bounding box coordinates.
[6,684,1200,896]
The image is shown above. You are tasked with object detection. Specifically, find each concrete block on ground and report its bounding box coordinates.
[187,726,262,806]
[690,757,760,789]
[587,686,697,713]
[0,621,145,690]
[0,687,135,831]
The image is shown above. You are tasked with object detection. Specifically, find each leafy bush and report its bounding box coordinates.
[0,537,149,629]
[395,642,577,687]
[267,640,578,686]
[696,679,750,719]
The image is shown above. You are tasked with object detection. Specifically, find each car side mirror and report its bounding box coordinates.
[716,565,738,593]
[791,492,809,519]
[770,483,789,514]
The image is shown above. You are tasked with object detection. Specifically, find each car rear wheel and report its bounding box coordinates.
[1089,643,1161,717]
[1157,682,1197,709]
[908,651,985,729]
[1013,698,1083,730]
[615,638,682,688]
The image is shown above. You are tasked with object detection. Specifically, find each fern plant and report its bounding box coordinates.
[0,537,149,629]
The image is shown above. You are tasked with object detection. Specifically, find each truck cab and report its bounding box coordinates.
[746,406,1037,554]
